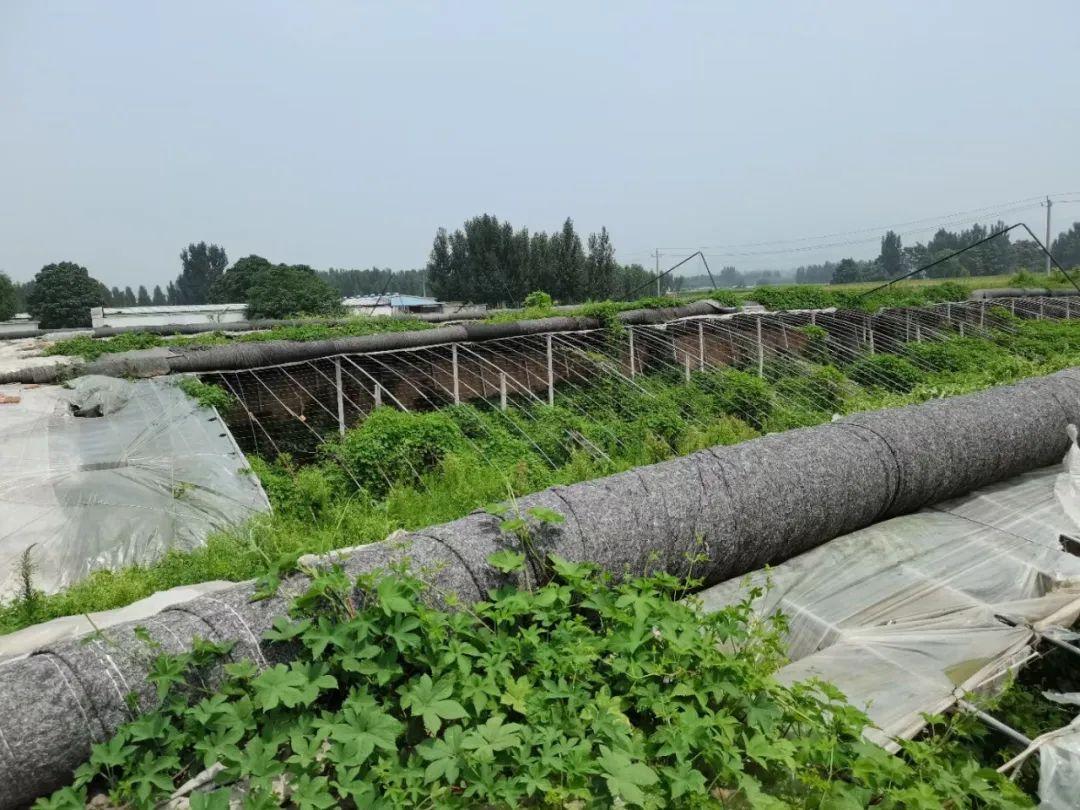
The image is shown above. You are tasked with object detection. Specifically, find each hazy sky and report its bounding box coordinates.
[2,1,1078,288]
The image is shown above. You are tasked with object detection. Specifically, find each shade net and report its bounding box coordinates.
[699,431,1080,807]
[0,376,270,598]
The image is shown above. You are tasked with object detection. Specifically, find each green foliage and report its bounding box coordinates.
[45,331,166,360]
[575,300,625,337]
[848,354,924,393]
[799,323,830,364]
[245,265,342,320]
[747,285,839,311]
[0,271,17,321]
[522,290,553,310]
[774,364,848,414]
[45,316,433,360]
[36,565,1031,809]
[173,242,228,305]
[693,368,773,429]
[175,377,236,410]
[26,261,106,329]
[327,407,468,496]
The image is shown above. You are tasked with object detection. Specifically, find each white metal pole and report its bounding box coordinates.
[451,343,460,405]
[545,333,554,406]
[628,327,636,378]
[697,321,705,371]
[499,372,507,411]
[334,357,345,436]
[756,316,764,377]
[684,352,691,382]
[374,382,382,408]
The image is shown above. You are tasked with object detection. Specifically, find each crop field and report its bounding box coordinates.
[8,303,1080,635]
[13,299,1080,808]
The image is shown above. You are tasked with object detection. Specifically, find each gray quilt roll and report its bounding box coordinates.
[2,368,1079,808]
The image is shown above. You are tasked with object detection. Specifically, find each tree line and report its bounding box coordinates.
[793,222,1080,285]
[6,218,1080,328]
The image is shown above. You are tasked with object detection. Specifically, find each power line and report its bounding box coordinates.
[646,194,1054,254]
[631,192,1080,260]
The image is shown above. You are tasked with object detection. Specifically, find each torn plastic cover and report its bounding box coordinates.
[698,432,1080,804]
[0,376,270,598]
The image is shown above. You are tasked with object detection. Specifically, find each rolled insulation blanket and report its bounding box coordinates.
[1,368,1079,807]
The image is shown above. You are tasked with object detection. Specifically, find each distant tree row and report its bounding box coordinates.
[11,218,1080,329]
[789,222,1080,286]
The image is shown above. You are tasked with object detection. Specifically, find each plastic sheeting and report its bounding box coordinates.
[699,431,1080,805]
[0,376,270,598]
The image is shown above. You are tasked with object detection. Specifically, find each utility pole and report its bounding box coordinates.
[1044,196,1054,275]
[655,249,661,296]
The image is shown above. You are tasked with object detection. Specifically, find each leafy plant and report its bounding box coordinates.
[176,377,236,410]
[35,564,1031,809]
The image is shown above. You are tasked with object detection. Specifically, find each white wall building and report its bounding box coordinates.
[90,304,249,329]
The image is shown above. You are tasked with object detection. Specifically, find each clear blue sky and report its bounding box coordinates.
[1,1,1078,287]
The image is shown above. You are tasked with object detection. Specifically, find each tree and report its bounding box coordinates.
[549,218,585,302]
[174,242,228,304]
[584,227,616,300]
[0,272,17,321]
[26,261,105,329]
[151,285,167,305]
[121,286,137,306]
[109,286,122,306]
[166,281,179,304]
[878,231,903,278]
[831,258,864,285]
[136,285,151,305]
[210,255,274,303]
[1052,223,1080,269]
[718,266,743,288]
[245,265,341,319]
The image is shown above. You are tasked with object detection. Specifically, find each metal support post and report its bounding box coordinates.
[334,357,345,435]
[546,333,554,406]
[628,328,636,378]
[451,343,460,405]
[698,321,705,371]
[756,316,764,377]
[499,372,508,411]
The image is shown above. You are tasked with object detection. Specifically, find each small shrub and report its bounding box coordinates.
[522,290,553,310]
[848,353,924,393]
[327,407,467,496]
